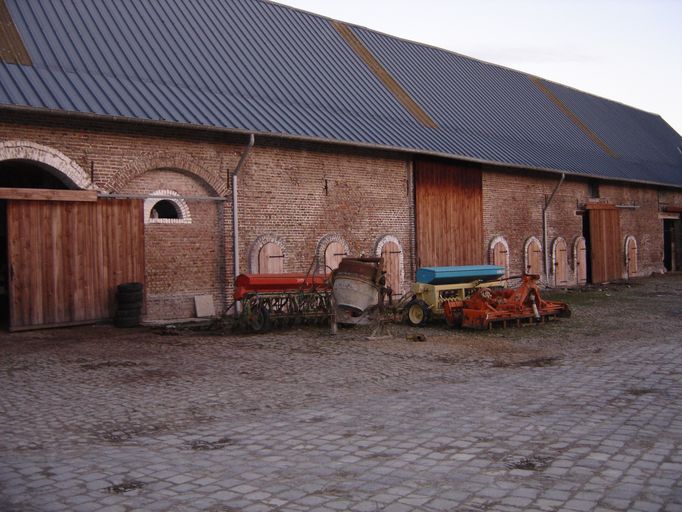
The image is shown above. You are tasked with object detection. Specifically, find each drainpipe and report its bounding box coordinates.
[542,173,565,285]
[232,134,255,314]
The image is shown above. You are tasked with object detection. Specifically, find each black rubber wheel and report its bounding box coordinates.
[117,291,143,303]
[247,305,270,332]
[117,300,143,311]
[115,308,142,319]
[117,282,143,294]
[114,316,140,328]
[405,299,430,327]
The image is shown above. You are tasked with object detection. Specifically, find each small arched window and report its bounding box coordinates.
[144,190,191,224]
[150,200,179,219]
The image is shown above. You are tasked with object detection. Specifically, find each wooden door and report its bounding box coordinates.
[587,204,622,283]
[626,238,637,277]
[553,238,568,287]
[381,241,402,294]
[7,198,144,330]
[525,239,542,275]
[575,237,587,286]
[258,242,284,273]
[491,241,509,278]
[324,241,346,274]
[415,160,483,267]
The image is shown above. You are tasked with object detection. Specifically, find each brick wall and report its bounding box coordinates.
[0,110,678,326]
[237,146,414,294]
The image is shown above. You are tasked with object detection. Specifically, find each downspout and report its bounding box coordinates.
[542,173,565,285]
[232,134,255,314]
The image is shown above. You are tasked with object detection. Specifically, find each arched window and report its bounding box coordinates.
[524,237,543,276]
[144,190,191,224]
[488,236,509,278]
[150,200,179,219]
[552,237,568,287]
[625,236,638,277]
[375,235,404,295]
[574,237,587,286]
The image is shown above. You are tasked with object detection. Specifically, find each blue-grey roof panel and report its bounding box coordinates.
[1,0,681,187]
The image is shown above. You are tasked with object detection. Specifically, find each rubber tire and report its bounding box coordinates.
[114,316,140,328]
[247,306,270,332]
[115,308,142,319]
[117,300,143,311]
[117,291,143,303]
[117,282,143,294]
[405,299,430,327]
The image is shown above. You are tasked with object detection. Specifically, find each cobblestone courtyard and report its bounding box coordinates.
[1,274,681,511]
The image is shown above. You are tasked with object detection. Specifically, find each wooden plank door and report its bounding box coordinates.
[414,160,483,267]
[491,241,509,278]
[575,237,587,286]
[587,204,622,283]
[381,241,402,294]
[553,238,568,287]
[626,238,638,277]
[7,199,144,330]
[258,242,284,273]
[324,241,346,274]
[526,239,542,275]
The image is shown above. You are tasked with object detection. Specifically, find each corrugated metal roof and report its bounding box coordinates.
[1,0,681,187]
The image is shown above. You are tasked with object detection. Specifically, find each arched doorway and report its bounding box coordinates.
[574,237,587,286]
[552,237,568,287]
[0,160,72,327]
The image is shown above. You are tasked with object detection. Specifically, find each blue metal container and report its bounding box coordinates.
[416,265,505,285]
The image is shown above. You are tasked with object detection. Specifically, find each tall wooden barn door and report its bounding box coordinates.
[414,160,483,267]
[586,203,622,283]
[7,198,144,330]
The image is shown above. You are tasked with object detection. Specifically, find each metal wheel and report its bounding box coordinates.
[247,305,270,332]
[405,299,430,327]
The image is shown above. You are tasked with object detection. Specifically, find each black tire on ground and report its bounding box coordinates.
[115,308,142,319]
[117,291,143,303]
[405,299,431,327]
[114,316,140,328]
[117,282,143,294]
[116,300,143,311]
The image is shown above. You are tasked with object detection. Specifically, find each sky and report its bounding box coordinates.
[276,0,682,136]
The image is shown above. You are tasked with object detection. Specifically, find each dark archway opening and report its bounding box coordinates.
[150,200,180,219]
[0,160,71,328]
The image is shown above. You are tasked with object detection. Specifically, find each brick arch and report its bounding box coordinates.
[0,140,93,189]
[106,152,227,196]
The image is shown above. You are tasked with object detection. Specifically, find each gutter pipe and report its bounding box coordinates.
[232,134,255,313]
[542,173,565,285]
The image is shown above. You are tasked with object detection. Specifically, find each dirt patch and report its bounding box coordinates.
[106,480,146,494]
[505,455,552,471]
[188,437,233,451]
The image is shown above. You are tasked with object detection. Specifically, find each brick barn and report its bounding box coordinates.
[0,0,681,330]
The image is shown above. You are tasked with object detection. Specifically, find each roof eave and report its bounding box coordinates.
[1,104,680,190]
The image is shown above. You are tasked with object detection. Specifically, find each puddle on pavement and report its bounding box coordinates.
[106,480,146,494]
[505,455,551,471]
[189,437,233,450]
